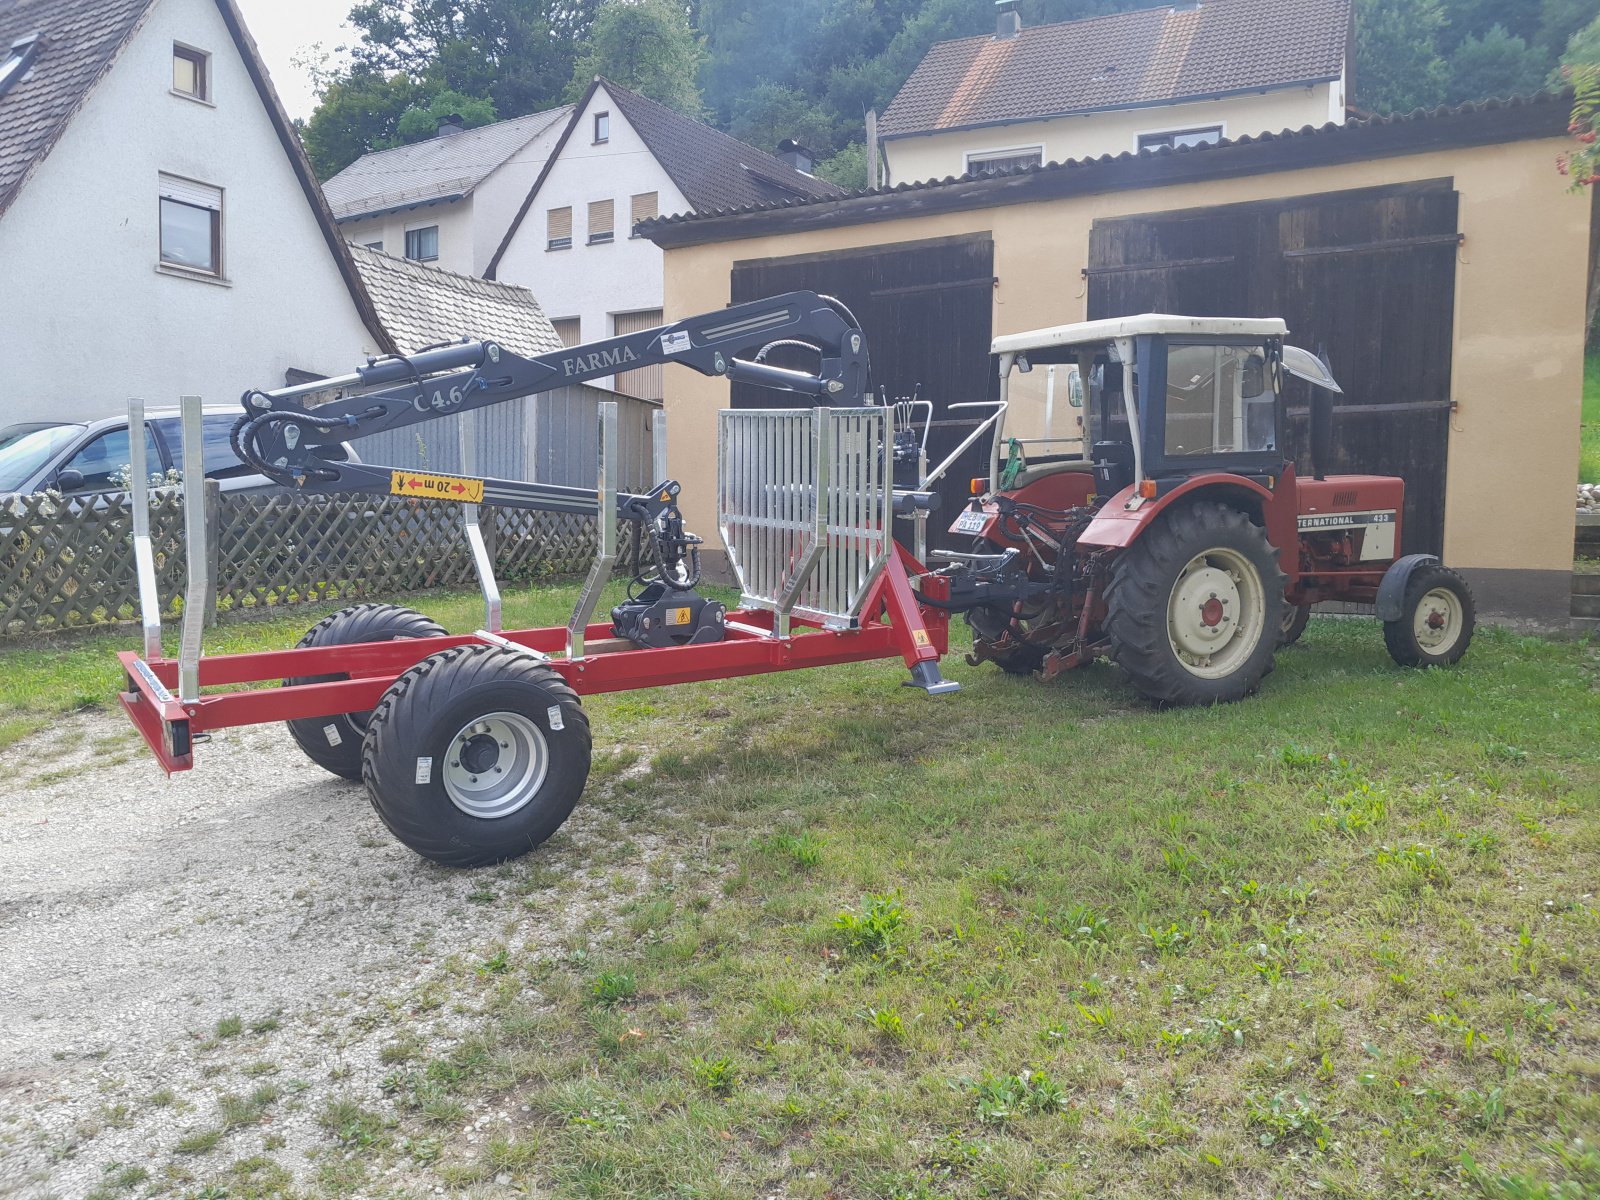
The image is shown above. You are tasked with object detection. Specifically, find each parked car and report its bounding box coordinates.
[0,408,357,499]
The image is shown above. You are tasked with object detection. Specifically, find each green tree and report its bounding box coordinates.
[569,0,704,115]
[1447,24,1552,102]
[1537,0,1600,55]
[1562,13,1600,68]
[1438,0,1543,51]
[815,141,868,189]
[302,69,422,179]
[1354,0,1451,113]
[729,83,837,157]
[395,89,498,142]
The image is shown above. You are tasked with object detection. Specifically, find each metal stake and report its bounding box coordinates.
[566,401,618,659]
[177,395,208,703]
[651,407,669,485]
[459,414,502,633]
[127,398,163,661]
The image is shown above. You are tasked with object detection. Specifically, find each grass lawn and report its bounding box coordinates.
[5,590,1599,1197]
[1583,352,1599,484]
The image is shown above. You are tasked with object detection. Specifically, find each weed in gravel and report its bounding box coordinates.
[320,1098,393,1153]
[173,1127,224,1155]
[590,970,637,1006]
[239,1061,278,1078]
[213,1015,243,1039]
[146,1087,176,1108]
[247,1015,280,1035]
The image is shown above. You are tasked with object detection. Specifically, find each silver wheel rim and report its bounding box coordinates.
[442,712,549,820]
[1413,587,1463,653]
[1166,546,1267,680]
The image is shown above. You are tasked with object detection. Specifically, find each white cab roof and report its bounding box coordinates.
[992,313,1289,355]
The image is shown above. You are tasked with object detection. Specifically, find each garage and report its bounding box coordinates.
[648,96,1589,624]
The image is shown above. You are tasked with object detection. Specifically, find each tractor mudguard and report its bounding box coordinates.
[1077,474,1276,550]
[1375,554,1441,621]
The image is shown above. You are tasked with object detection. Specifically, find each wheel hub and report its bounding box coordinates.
[443,713,550,820]
[1164,547,1268,680]
[1413,588,1463,651]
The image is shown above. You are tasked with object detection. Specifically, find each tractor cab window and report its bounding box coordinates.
[1163,343,1274,458]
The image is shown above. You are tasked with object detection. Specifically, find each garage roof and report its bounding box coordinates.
[880,0,1352,140]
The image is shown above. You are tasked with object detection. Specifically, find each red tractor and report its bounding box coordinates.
[917,315,1475,706]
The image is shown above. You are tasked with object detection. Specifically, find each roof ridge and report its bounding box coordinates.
[327,104,571,169]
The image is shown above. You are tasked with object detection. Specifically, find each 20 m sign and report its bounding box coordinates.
[389,470,484,503]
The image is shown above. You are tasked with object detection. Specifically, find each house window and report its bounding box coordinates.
[593,111,609,143]
[547,206,572,250]
[172,44,209,101]
[552,318,581,347]
[967,147,1042,176]
[629,191,658,236]
[0,37,40,101]
[587,199,614,245]
[158,174,222,276]
[405,225,439,262]
[363,240,383,251]
[1137,126,1223,152]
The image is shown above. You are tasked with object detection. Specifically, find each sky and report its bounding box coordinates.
[235,0,355,121]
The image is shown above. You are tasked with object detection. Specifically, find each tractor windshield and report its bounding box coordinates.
[1163,343,1275,457]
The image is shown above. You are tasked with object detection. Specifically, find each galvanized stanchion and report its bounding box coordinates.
[177,395,208,703]
[127,398,163,661]
[565,402,619,660]
[459,415,502,633]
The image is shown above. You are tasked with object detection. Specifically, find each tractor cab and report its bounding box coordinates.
[989,315,1341,498]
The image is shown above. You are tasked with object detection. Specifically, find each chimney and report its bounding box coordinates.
[995,0,1021,40]
[436,114,465,137]
[776,138,815,175]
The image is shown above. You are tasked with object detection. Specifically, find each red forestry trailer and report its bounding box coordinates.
[117,293,958,867]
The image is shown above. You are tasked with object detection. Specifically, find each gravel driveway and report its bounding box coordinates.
[0,710,654,1197]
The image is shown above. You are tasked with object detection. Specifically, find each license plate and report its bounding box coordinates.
[953,509,989,535]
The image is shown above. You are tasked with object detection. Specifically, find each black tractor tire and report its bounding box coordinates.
[1279,603,1313,647]
[1104,501,1286,707]
[361,645,591,868]
[1383,564,1475,668]
[284,604,448,780]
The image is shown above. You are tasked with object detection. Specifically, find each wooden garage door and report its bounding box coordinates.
[1088,180,1460,555]
[730,233,998,549]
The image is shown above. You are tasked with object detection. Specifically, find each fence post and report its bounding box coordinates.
[203,480,221,627]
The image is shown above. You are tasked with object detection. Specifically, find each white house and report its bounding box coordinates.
[324,106,572,277]
[878,0,1352,186]
[486,77,845,400]
[0,0,391,428]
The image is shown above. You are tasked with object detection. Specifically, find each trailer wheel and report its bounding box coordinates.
[1383,565,1475,668]
[285,604,448,779]
[1105,501,1286,706]
[1279,603,1313,647]
[361,645,591,868]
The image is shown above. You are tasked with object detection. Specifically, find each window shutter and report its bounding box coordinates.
[630,191,658,229]
[547,206,571,242]
[588,199,614,237]
[159,174,221,210]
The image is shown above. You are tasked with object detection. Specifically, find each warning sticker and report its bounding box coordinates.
[667,607,692,626]
[389,470,484,503]
[911,628,932,648]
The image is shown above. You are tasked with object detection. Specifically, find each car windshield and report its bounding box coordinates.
[0,424,86,492]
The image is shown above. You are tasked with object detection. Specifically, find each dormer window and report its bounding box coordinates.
[172,43,209,102]
[0,36,40,101]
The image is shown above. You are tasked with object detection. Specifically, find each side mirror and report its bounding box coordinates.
[55,468,85,493]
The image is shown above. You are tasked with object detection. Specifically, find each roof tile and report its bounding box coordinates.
[880,0,1350,139]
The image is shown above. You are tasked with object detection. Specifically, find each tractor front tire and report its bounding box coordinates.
[361,645,591,868]
[1105,501,1286,707]
[285,603,448,779]
[1279,603,1313,647]
[1383,565,1475,668]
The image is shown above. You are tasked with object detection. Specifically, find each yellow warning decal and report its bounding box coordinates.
[911,628,932,648]
[667,607,692,626]
[389,470,484,503]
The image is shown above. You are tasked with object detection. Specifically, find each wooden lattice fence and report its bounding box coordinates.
[0,487,650,638]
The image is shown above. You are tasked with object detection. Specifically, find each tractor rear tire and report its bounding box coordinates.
[1279,603,1313,647]
[361,645,591,868]
[284,604,448,780]
[1104,501,1286,707]
[1383,564,1475,667]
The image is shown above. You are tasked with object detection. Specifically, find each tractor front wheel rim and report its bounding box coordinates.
[1413,588,1464,652]
[443,712,550,819]
[1166,547,1266,679]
